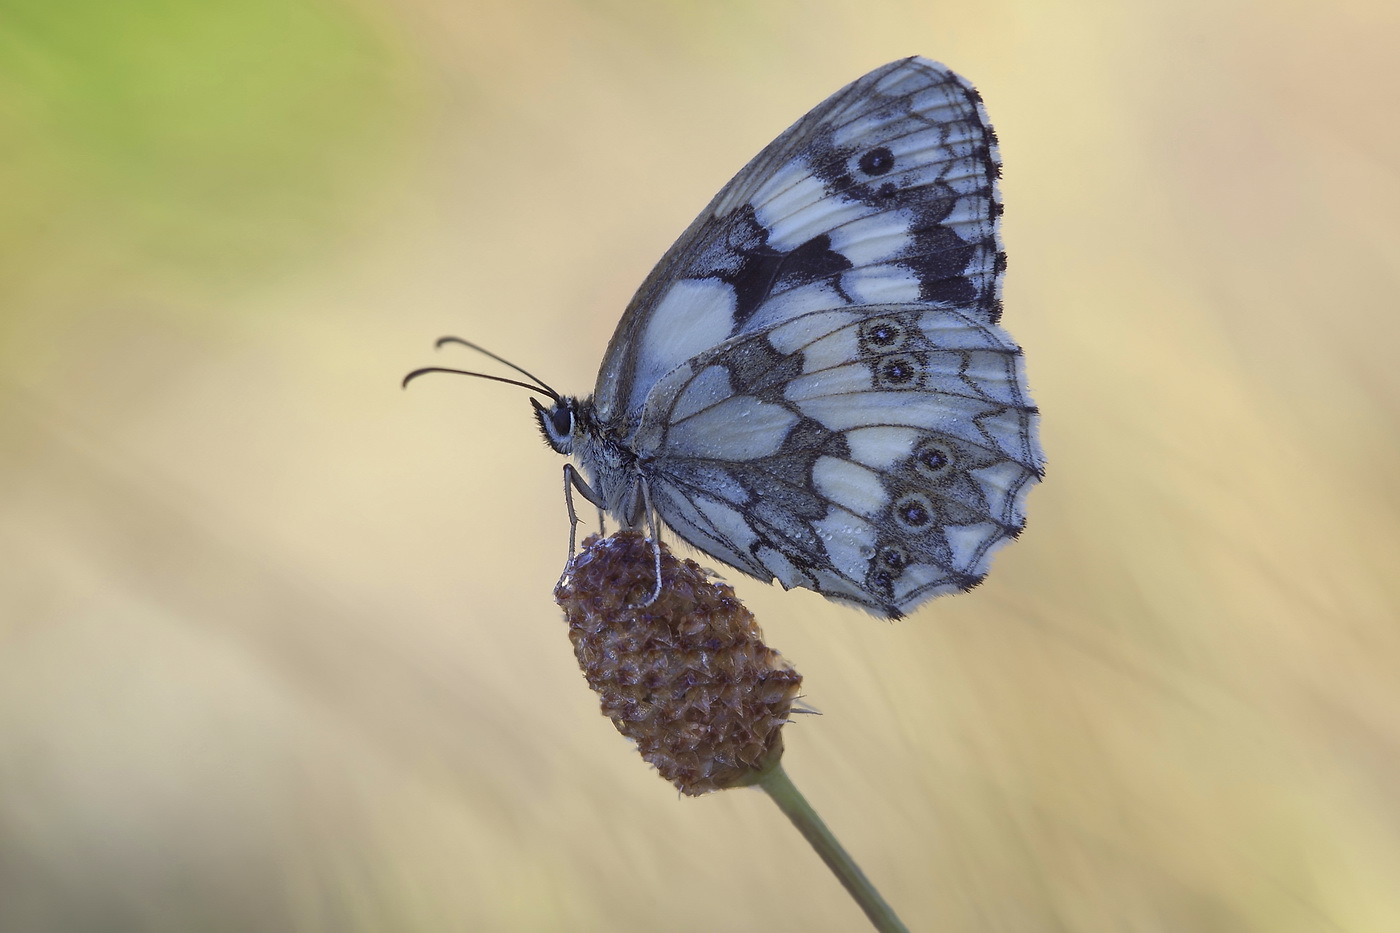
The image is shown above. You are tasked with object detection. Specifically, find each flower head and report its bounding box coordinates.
[555,531,803,796]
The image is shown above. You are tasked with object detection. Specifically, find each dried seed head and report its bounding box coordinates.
[554,531,803,796]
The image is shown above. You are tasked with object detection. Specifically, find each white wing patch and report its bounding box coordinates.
[667,395,798,460]
[635,279,737,411]
[793,390,1011,432]
[843,266,922,304]
[812,456,889,517]
[845,426,921,469]
[813,511,877,574]
[744,288,853,337]
[670,364,734,423]
[753,173,861,251]
[827,210,913,265]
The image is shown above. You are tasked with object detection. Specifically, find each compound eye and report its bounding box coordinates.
[549,405,572,438]
[532,398,577,453]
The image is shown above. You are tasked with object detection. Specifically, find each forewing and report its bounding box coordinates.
[593,57,1004,424]
[633,304,1042,618]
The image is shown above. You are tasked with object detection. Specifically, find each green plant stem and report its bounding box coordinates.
[758,762,910,933]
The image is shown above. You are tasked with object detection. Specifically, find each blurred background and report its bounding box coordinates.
[2,0,1397,930]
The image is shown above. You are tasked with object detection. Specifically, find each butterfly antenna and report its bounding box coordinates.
[433,336,561,400]
[401,367,558,399]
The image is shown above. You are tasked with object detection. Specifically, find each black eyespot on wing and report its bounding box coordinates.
[856,317,909,353]
[872,352,927,390]
[881,357,914,384]
[894,493,934,530]
[918,447,946,471]
[912,438,955,482]
[858,146,895,176]
[878,545,909,570]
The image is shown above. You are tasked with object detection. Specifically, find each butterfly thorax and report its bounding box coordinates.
[535,394,646,528]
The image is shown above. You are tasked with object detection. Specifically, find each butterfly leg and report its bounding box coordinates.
[637,477,663,607]
[560,464,605,586]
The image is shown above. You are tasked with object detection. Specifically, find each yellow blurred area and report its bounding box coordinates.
[3,0,1399,929]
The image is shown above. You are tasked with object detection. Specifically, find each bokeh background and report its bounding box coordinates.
[3,0,1398,930]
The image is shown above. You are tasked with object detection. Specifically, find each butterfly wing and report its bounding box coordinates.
[585,56,1039,617]
[592,56,1005,427]
[631,303,1040,617]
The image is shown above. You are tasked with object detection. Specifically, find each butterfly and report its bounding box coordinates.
[411,57,1044,619]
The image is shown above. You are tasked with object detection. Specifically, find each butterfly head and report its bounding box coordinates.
[532,395,580,454]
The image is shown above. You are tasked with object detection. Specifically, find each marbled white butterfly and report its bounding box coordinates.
[412,57,1043,619]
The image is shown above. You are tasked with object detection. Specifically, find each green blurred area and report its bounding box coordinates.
[0,0,406,316]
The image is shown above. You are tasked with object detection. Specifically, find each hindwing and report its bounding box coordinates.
[631,304,1040,617]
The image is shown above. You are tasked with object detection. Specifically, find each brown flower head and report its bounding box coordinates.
[554,531,803,796]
